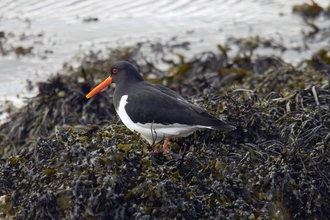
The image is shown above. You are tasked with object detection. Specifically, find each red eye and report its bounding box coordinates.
[112,68,118,74]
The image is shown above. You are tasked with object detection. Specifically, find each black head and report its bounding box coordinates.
[110,61,144,85]
[85,61,144,99]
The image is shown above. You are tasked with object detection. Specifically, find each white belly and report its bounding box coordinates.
[116,95,210,144]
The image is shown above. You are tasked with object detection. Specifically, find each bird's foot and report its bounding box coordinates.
[151,138,169,154]
[162,138,169,154]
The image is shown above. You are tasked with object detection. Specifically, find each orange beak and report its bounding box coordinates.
[86,76,113,98]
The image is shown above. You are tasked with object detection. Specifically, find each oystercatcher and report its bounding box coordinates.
[86,61,236,153]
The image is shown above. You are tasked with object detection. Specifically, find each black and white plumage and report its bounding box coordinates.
[86,61,236,151]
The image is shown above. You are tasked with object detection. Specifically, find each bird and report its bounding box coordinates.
[86,61,236,153]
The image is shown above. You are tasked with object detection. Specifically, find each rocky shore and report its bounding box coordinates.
[1,2,330,219]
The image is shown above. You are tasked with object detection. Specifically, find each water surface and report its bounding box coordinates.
[0,0,329,108]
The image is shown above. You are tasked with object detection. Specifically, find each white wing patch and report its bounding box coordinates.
[116,95,211,144]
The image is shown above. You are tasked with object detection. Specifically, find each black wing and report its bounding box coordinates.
[124,82,236,131]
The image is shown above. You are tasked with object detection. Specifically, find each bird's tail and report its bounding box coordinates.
[211,121,236,131]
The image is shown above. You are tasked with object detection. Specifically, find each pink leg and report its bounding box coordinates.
[162,138,169,154]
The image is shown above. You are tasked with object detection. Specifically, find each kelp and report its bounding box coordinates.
[1,4,330,218]
[1,77,330,218]
[292,0,323,19]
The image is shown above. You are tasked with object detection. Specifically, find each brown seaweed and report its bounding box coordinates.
[1,8,330,218]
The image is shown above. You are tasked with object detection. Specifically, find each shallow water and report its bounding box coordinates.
[0,0,329,110]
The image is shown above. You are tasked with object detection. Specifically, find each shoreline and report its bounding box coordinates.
[1,1,330,219]
[1,0,329,109]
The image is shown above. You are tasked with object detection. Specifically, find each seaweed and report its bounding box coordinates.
[1,14,330,218]
[292,1,323,19]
